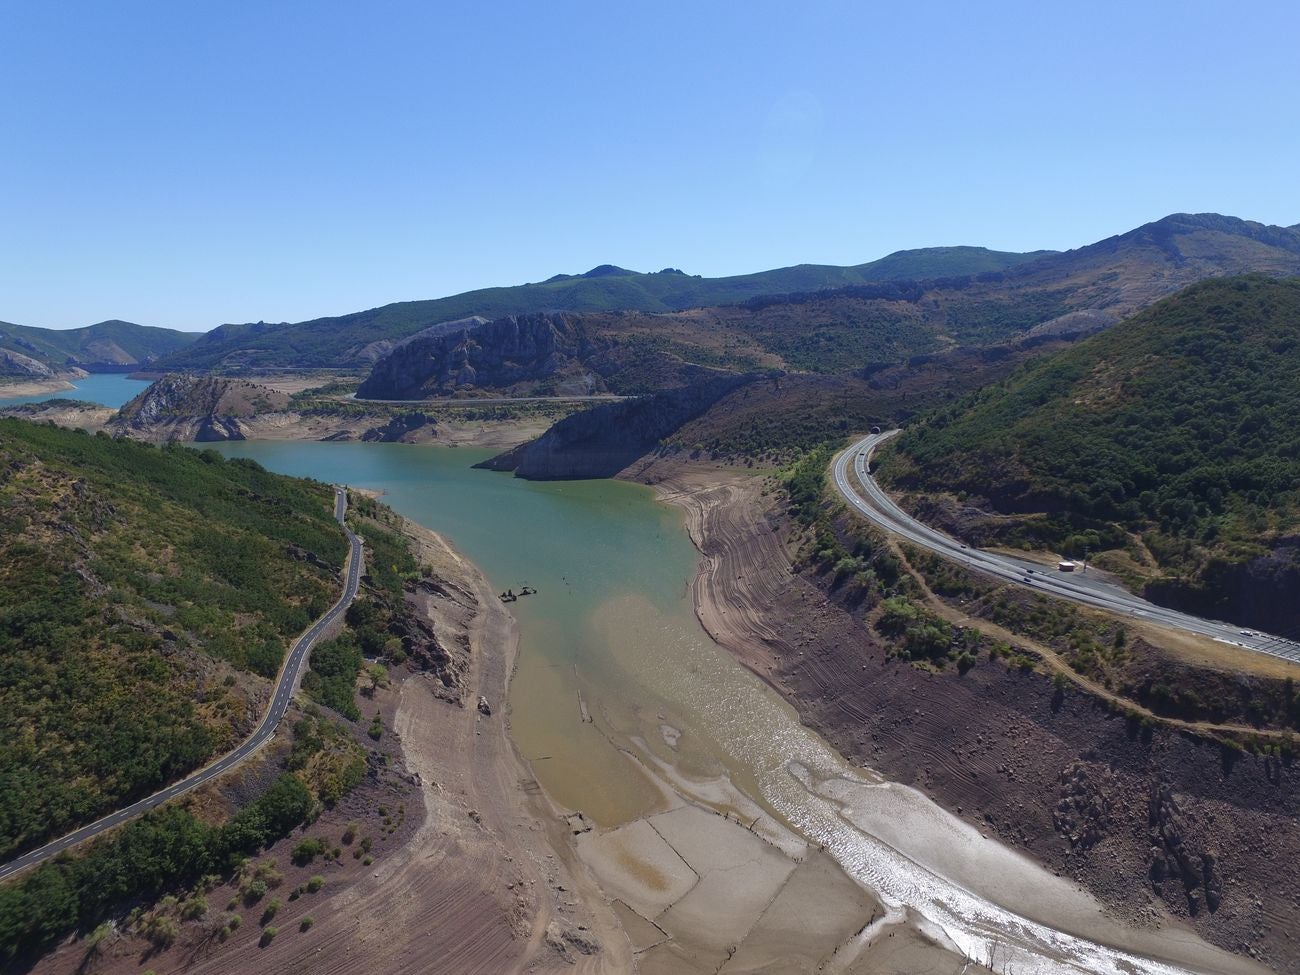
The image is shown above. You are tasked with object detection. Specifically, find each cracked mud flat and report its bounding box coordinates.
[572,733,980,974]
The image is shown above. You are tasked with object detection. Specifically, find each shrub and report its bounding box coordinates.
[292,837,327,865]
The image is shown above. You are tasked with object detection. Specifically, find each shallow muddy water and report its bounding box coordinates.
[208,441,1256,975]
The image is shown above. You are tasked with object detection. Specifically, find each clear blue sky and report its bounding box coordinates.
[3,0,1297,331]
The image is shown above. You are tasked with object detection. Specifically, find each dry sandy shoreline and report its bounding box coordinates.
[7,401,559,450]
[639,462,1271,975]
[209,517,629,974]
[0,377,77,397]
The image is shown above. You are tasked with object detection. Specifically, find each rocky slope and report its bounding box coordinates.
[0,348,80,381]
[480,371,756,478]
[347,215,1300,402]
[356,312,604,399]
[110,374,291,440]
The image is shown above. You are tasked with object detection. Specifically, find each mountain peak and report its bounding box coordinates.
[581,264,636,279]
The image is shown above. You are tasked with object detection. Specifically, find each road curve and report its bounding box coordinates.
[0,486,364,884]
[833,431,1300,665]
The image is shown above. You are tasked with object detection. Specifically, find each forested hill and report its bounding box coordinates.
[0,419,345,862]
[878,274,1300,630]
[0,319,199,377]
[154,246,1047,371]
[158,213,1300,382]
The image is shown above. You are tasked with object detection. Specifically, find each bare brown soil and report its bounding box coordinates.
[635,457,1300,973]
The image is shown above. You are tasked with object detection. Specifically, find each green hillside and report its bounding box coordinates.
[0,419,347,861]
[0,319,199,376]
[161,213,1300,378]
[158,247,1045,371]
[878,275,1300,627]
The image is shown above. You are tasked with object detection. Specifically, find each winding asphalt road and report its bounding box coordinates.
[0,486,364,884]
[834,431,1300,665]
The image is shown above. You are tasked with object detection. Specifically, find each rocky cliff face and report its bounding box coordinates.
[110,374,291,441]
[479,371,755,479]
[1145,539,1300,635]
[356,312,605,399]
[0,349,88,381]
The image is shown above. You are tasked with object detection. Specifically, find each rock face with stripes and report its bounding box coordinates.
[478,371,756,480]
[110,374,291,441]
[356,313,604,399]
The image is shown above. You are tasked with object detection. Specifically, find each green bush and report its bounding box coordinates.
[0,773,314,963]
[292,837,327,865]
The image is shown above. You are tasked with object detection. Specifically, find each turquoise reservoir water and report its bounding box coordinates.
[207,440,705,822]
[202,440,1237,975]
[0,373,151,408]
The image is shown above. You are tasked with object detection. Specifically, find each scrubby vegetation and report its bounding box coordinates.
[904,544,1300,732]
[0,420,346,862]
[287,709,366,804]
[302,634,364,719]
[297,495,419,726]
[0,775,314,963]
[880,276,1300,624]
[781,442,904,607]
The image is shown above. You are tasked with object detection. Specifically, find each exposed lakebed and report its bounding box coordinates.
[208,441,1259,975]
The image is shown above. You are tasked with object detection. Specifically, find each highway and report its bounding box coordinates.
[833,431,1300,665]
[0,486,364,884]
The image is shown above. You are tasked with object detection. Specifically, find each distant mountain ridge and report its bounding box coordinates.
[156,246,1050,371]
[156,213,1300,375]
[0,319,199,378]
[350,214,1300,400]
